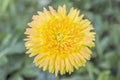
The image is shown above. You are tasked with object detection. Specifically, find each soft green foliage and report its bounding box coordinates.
[0,0,120,80]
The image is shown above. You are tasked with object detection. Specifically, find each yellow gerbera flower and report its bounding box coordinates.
[24,5,95,76]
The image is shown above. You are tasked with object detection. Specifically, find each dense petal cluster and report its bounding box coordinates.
[25,5,95,76]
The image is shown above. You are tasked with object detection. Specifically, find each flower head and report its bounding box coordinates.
[24,5,95,76]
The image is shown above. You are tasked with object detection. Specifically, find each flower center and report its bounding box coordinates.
[56,33,64,42]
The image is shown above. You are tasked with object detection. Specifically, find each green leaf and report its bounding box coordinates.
[0,56,8,66]
[100,36,109,52]
[87,62,95,80]
[20,57,40,77]
[97,71,110,80]
[20,67,40,78]
[0,68,7,80]
[9,74,23,80]
[2,0,10,12]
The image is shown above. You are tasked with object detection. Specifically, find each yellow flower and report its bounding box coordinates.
[24,5,95,76]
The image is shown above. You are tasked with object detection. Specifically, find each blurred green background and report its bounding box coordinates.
[0,0,120,80]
